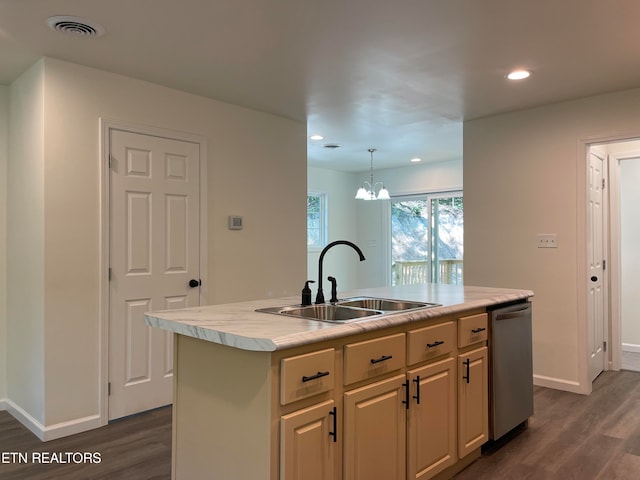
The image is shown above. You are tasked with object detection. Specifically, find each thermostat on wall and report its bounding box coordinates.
[228,215,243,230]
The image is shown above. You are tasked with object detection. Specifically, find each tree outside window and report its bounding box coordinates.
[391,193,463,285]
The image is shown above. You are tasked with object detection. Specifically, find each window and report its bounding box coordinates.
[391,192,463,285]
[307,192,327,250]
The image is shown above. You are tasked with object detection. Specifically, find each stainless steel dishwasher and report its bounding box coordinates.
[489,301,534,440]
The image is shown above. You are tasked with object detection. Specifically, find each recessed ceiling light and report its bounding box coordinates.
[309,134,324,141]
[506,70,531,80]
[410,158,422,163]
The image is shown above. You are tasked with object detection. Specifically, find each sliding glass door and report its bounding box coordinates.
[390,192,463,286]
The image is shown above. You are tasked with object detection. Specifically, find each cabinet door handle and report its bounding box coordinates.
[370,354,393,364]
[426,340,444,348]
[301,371,330,382]
[329,407,337,443]
[402,380,410,409]
[471,327,486,334]
[463,358,470,384]
[412,376,421,405]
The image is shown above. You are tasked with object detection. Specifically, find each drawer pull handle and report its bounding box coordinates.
[463,358,470,384]
[329,407,337,443]
[402,380,410,409]
[302,371,330,382]
[370,354,393,364]
[471,327,486,334]
[426,340,444,348]
[412,376,421,405]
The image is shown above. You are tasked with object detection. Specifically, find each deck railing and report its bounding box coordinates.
[392,259,463,286]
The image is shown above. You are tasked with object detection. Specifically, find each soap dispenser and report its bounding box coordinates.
[301,280,315,306]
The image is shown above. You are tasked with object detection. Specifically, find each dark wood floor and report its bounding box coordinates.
[0,406,171,479]
[1,370,640,479]
[455,370,640,479]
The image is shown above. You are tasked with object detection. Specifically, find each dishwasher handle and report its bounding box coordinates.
[495,305,531,321]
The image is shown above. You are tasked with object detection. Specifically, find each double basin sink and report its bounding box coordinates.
[256,296,441,323]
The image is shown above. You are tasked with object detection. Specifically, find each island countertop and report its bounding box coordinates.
[144,283,533,352]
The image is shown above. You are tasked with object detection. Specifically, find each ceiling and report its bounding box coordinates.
[2,1,640,172]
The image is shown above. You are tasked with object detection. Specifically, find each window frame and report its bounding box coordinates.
[389,190,463,286]
[307,191,328,252]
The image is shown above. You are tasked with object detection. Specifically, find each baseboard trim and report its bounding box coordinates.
[0,398,7,411]
[5,399,45,440]
[5,399,102,442]
[42,414,102,442]
[622,343,640,353]
[533,374,585,394]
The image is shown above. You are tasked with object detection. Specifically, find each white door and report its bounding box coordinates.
[109,129,200,420]
[587,150,606,381]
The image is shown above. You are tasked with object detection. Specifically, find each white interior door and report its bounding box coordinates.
[587,150,606,381]
[109,129,200,420]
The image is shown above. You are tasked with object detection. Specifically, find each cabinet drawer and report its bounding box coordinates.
[281,348,335,405]
[458,313,488,348]
[344,333,405,385]
[407,321,455,365]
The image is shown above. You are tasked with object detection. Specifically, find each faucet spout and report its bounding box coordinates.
[316,240,366,304]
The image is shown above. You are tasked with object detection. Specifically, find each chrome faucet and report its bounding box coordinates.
[316,240,366,304]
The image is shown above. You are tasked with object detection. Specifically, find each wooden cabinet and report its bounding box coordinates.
[281,348,335,405]
[457,313,488,348]
[281,399,337,480]
[457,346,488,458]
[343,333,405,385]
[407,357,456,480]
[280,349,339,479]
[343,374,407,480]
[171,306,494,480]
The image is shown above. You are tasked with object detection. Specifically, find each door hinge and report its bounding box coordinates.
[108,382,111,396]
[108,267,112,281]
[603,259,606,271]
[603,341,607,352]
[602,178,606,189]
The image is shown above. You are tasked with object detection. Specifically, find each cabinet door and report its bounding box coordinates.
[407,357,456,480]
[458,347,488,458]
[281,399,337,480]
[344,374,406,480]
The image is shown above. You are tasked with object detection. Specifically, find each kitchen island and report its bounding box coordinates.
[145,283,533,480]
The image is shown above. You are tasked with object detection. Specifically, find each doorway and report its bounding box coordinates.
[101,121,206,422]
[587,138,640,376]
[606,142,640,372]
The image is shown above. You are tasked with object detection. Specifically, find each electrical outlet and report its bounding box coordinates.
[537,234,558,248]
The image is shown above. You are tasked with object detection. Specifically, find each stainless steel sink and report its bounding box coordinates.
[255,296,440,323]
[256,304,383,322]
[336,296,438,311]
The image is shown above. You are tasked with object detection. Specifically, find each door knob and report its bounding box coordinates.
[189,279,201,288]
[590,276,598,282]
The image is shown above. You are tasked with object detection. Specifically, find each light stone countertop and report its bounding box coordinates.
[144,283,533,352]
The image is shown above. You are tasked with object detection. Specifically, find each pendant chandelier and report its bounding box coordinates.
[355,148,390,200]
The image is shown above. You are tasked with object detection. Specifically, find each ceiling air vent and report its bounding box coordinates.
[323,143,342,149]
[46,16,105,37]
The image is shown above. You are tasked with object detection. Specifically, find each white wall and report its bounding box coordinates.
[307,159,462,292]
[6,57,306,435]
[464,87,640,393]
[307,166,360,295]
[7,61,46,424]
[0,85,8,403]
[620,158,640,348]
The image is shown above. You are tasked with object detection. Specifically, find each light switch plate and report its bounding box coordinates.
[537,234,557,248]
